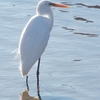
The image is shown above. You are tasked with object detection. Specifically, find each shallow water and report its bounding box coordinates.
[0,0,100,100]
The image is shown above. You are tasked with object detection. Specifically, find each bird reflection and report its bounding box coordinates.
[20,90,39,100]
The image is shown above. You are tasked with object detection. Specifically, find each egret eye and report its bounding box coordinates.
[49,3,54,6]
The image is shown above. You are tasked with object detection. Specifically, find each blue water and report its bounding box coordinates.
[0,0,100,100]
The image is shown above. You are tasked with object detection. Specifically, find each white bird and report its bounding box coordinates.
[18,0,69,93]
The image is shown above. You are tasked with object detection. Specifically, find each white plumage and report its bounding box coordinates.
[18,0,69,76]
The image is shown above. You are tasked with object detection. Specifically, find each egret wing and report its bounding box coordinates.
[18,16,50,76]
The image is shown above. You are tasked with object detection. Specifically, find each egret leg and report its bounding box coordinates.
[26,76,29,91]
[36,58,42,100]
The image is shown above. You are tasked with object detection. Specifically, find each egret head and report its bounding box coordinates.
[36,0,69,15]
[36,0,53,15]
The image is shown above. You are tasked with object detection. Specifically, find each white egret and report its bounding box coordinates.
[18,0,69,95]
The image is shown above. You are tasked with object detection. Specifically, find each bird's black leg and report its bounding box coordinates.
[36,58,42,100]
[26,76,29,91]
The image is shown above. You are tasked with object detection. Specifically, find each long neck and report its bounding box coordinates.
[36,8,54,31]
[45,9,54,31]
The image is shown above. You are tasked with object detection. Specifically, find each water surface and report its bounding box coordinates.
[0,0,100,100]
